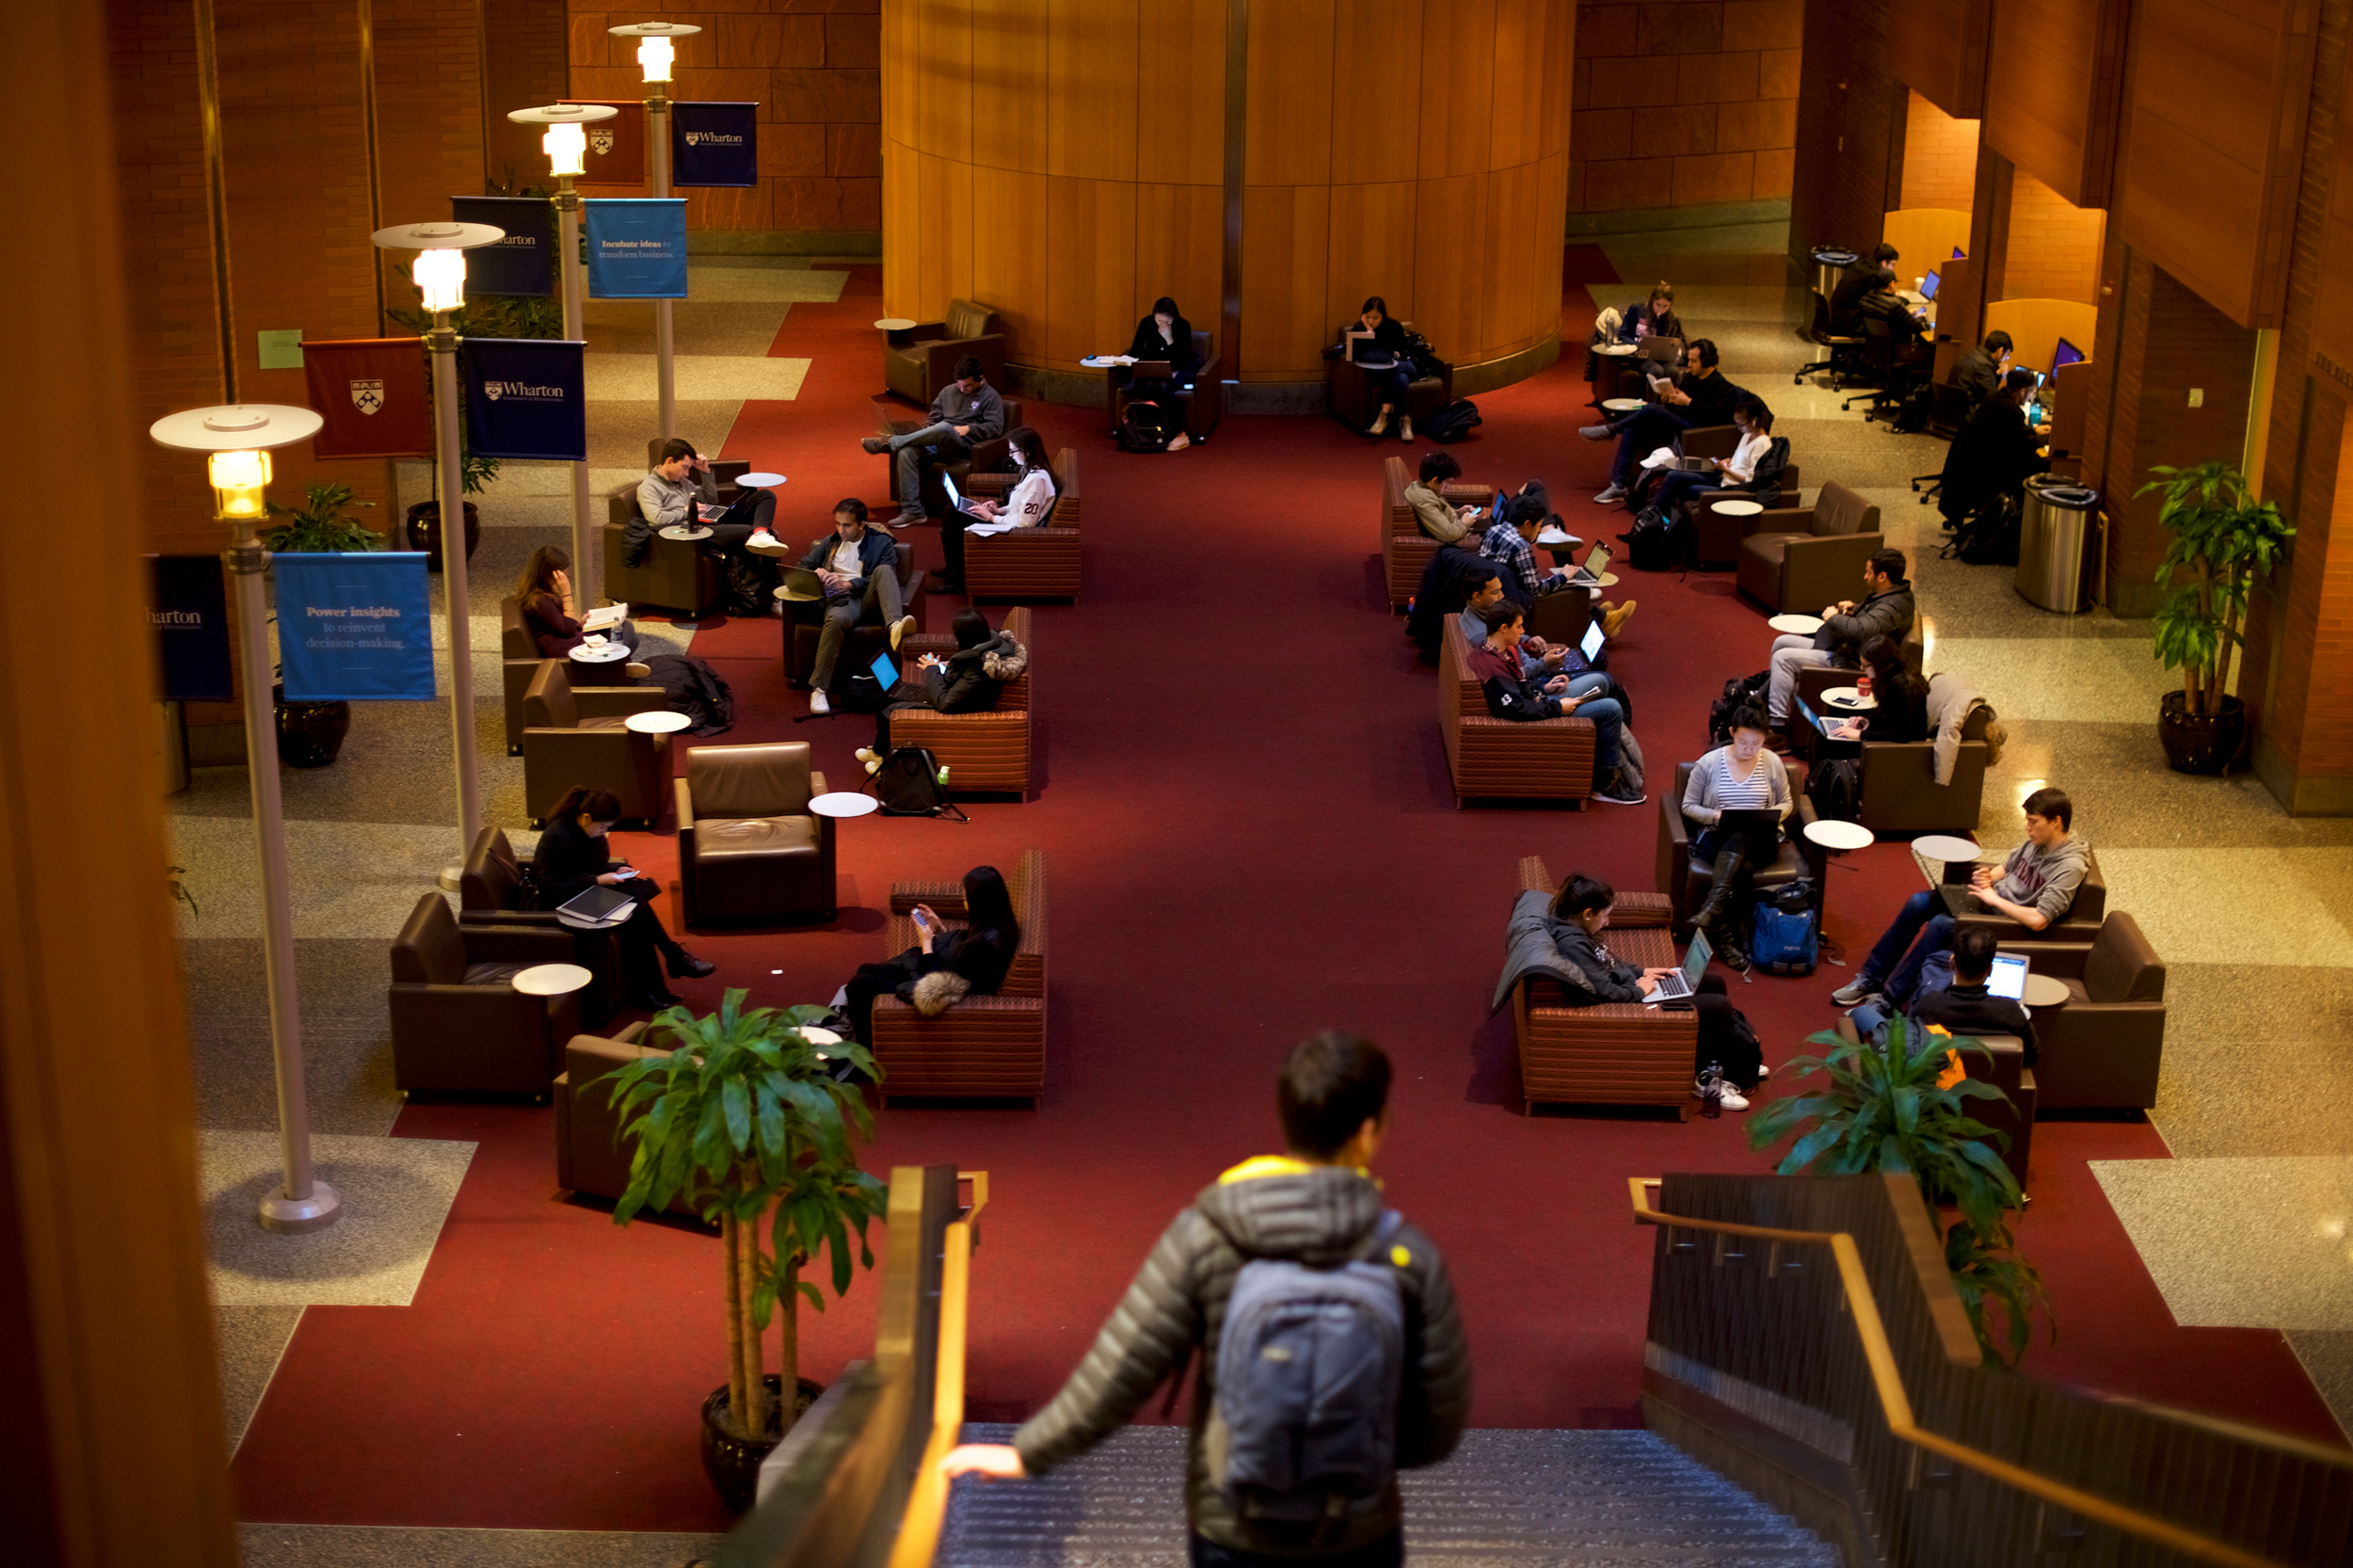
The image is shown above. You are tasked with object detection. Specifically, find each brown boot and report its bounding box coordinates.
[1601,599,1638,639]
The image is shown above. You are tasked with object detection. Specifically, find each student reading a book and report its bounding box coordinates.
[533,785,713,1012]
[516,546,642,664]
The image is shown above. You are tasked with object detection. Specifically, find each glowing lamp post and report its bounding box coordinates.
[371,220,505,886]
[149,403,339,1235]
[609,21,701,440]
[509,102,618,605]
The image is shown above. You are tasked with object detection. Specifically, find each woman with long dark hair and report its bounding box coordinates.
[856,608,1028,770]
[1122,296,1202,399]
[1833,634,1930,744]
[516,545,641,663]
[941,425,1054,592]
[1549,872,1763,1109]
[1340,296,1417,440]
[533,785,712,1011]
[837,865,1021,1043]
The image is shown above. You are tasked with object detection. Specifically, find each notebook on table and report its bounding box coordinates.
[557,885,636,925]
[1648,928,1714,1004]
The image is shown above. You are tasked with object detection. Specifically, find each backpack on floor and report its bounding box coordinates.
[865,744,969,821]
[1808,757,1862,823]
[1421,398,1482,442]
[1749,883,1820,976]
[1214,1208,1407,1528]
[831,667,897,715]
[1627,504,1687,572]
[1943,490,2023,567]
[1707,671,1771,744]
[1121,400,1175,453]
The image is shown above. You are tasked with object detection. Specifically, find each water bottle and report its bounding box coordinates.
[936,766,951,784]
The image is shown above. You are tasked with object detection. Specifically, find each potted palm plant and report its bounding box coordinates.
[261,481,379,768]
[2137,461,2295,775]
[605,992,888,1512]
[1748,1018,2051,1367]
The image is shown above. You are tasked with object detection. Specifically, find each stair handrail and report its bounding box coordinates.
[884,1171,988,1568]
[1631,1176,2328,1568]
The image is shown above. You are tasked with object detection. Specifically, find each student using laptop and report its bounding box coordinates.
[531,784,713,1012]
[1339,295,1418,440]
[936,425,1054,594]
[1547,873,1763,1111]
[1832,787,2089,1013]
[1644,394,1777,520]
[1679,704,1797,973]
[1480,494,1642,639]
[1466,600,1642,805]
[631,439,778,611]
[1849,924,2039,1064]
[795,500,916,714]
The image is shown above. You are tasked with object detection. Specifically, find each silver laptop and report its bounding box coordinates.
[1649,928,1713,1003]
[940,470,982,515]
[1986,952,2029,1000]
[1570,543,1611,584]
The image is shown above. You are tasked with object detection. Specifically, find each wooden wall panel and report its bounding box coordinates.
[2318,44,2353,373]
[1045,177,1138,362]
[912,0,973,168]
[1241,184,1334,378]
[1135,0,1225,186]
[1133,182,1224,326]
[1329,1,1424,186]
[2115,0,2315,328]
[882,0,916,145]
[1045,0,1138,183]
[1326,182,1420,334]
[1412,173,1491,357]
[968,165,1048,349]
[1887,0,1991,117]
[1982,0,2125,207]
[1417,0,1497,180]
[1541,0,1575,157]
[1489,0,1551,171]
[1245,0,1336,186]
[1483,160,1546,354]
[969,0,1046,173]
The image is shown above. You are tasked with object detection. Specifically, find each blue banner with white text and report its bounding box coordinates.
[452,196,552,296]
[584,199,688,298]
[463,337,587,461]
[273,552,435,702]
[673,102,758,187]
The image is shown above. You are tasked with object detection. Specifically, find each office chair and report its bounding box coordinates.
[1794,290,1864,388]
[1841,318,1929,418]
[1912,381,1974,503]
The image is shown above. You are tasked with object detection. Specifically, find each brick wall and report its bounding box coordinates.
[1568,0,1803,214]
[485,0,571,186]
[566,2,881,243]
[1786,0,1906,271]
[2002,168,2104,302]
[1898,88,1976,209]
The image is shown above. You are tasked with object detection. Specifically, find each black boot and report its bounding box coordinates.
[1690,841,1748,934]
[664,945,716,981]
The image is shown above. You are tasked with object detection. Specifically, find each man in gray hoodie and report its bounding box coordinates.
[942,1032,1471,1566]
[860,354,1006,528]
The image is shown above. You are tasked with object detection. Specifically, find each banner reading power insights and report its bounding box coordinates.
[273,552,435,702]
[453,197,552,296]
[584,199,688,298]
[673,102,757,187]
[302,338,432,458]
[463,338,586,461]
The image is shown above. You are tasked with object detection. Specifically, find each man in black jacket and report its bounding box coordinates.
[1852,923,2038,1063]
[1579,338,1747,504]
[1831,244,1900,332]
[1951,330,2012,408]
[1939,369,2050,528]
[942,1032,1471,1566]
[1765,548,1914,725]
[796,499,913,712]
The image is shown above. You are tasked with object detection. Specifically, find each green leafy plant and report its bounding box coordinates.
[260,482,380,553]
[2137,461,2294,717]
[1750,1018,2051,1366]
[167,865,198,920]
[606,991,888,1442]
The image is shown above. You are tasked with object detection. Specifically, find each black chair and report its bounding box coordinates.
[1912,381,1975,502]
[1794,290,1864,388]
[1841,317,1929,416]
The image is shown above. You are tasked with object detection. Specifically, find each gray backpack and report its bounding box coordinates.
[1214,1211,1407,1528]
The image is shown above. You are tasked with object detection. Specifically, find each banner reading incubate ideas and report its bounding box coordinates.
[463,338,587,462]
[672,102,758,187]
[584,199,688,299]
[273,552,435,702]
[148,555,232,702]
[302,338,433,458]
[452,196,552,296]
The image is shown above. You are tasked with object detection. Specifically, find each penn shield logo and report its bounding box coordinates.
[482,382,565,403]
[591,127,616,155]
[350,379,383,415]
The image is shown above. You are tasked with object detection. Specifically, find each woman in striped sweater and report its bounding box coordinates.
[1679,703,1794,971]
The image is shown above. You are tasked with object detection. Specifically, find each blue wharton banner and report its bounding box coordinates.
[464,337,587,461]
[452,196,552,296]
[673,102,757,188]
[273,552,436,702]
[584,198,687,298]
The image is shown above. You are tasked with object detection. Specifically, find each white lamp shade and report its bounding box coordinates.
[543,120,586,176]
[636,35,674,80]
[413,248,467,312]
[148,404,323,454]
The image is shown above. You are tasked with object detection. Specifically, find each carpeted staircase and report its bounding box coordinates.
[941,1425,1839,1566]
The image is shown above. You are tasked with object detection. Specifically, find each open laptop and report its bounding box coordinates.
[1987,952,2030,1000]
[870,649,900,690]
[776,568,829,602]
[940,471,983,515]
[1921,270,1941,301]
[1648,927,1714,1003]
[2052,336,2085,369]
[1349,335,1398,367]
[1567,542,1611,584]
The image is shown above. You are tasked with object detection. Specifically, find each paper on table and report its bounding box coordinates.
[1080,355,1138,367]
[966,520,1025,537]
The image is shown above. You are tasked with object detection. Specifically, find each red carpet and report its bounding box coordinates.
[231,257,2342,1531]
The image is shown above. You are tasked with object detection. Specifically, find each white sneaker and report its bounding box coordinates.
[808,690,831,715]
[865,758,883,776]
[855,747,877,764]
[889,615,916,650]
[1753,1063,1771,1080]
[1830,978,1878,1007]
[1718,1084,1752,1112]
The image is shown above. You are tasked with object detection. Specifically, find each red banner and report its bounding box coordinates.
[302,338,432,459]
[561,100,648,188]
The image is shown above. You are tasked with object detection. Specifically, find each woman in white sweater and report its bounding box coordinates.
[941,426,1054,591]
[1679,702,1794,970]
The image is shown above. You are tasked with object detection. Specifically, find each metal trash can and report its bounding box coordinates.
[2016,475,2099,613]
[1811,247,1857,301]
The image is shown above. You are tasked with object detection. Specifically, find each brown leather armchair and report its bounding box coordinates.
[1108,330,1223,442]
[1790,669,1989,837]
[1512,856,1696,1117]
[882,298,1007,406]
[890,607,1033,796]
[875,395,1028,514]
[870,849,1047,1104]
[1380,455,1494,611]
[962,449,1082,600]
[520,660,672,826]
[501,596,560,755]
[1736,481,1883,614]
[552,1023,700,1211]
[2008,912,2166,1110]
[780,540,929,691]
[1326,323,1451,429]
[1833,1016,2035,1187]
[1949,848,2108,946]
[458,826,622,1024]
[675,743,836,927]
[602,482,721,618]
[390,892,580,1097]
[1657,760,1825,936]
[1689,467,1806,568]
[1439,616,1595,807]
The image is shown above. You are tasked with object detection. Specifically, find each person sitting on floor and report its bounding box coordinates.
[1765,548,1914,728]
[1643,393,1775,520]
[1548,872,1762,1111]
[1938,368,2051,530]
[1459,572,1636,728]
[796,499,916,715]
[1680,703,1795,972]
[861,354,1007,529]
[532,784,713,1012]
[1952,330,2013,408]
[855,608,1028,774]
[1821,634,1929,744]
[1404,449,1487,544]
[516,545,644,667]
[1466,600,1642,805]
[632,439,778,610]
[838,864,1020,1044]
[1832,787,2089,1014]
[1580,337,1748,504]
[1849,921,2039,1063]
[938,424,1054,594]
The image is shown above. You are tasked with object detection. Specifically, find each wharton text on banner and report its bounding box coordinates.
[453,196,552,296]
[672,102,758,187]
[463,338,587,462]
